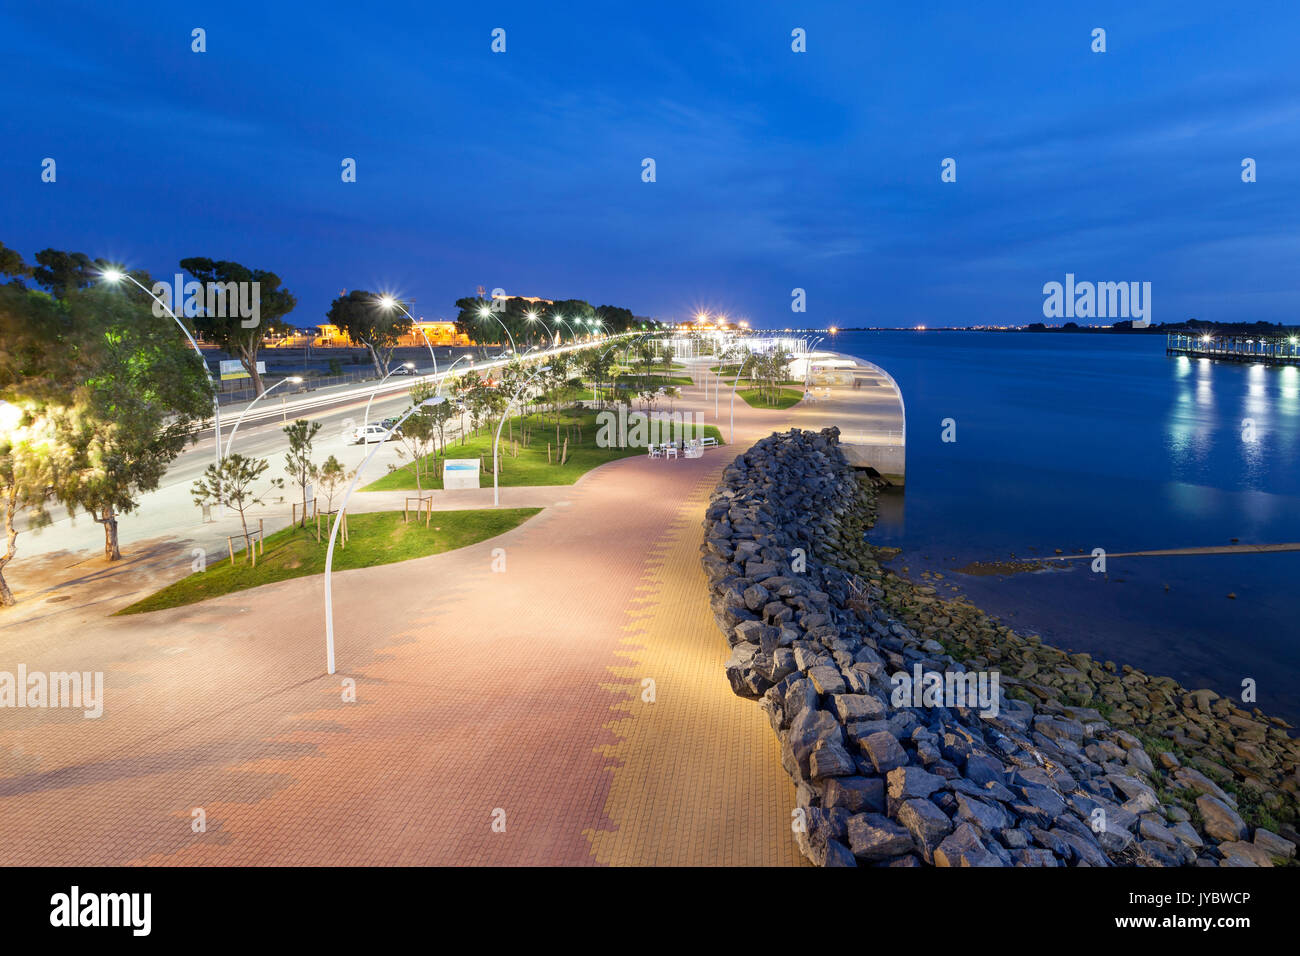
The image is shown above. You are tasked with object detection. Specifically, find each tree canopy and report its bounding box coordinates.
[180,257,297,395]
[325,290,411,376]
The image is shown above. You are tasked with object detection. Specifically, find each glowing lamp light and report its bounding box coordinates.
[100,269,124,284]
[0,399,23,434]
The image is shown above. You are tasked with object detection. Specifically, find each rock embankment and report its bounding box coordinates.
[701,427,1299,867]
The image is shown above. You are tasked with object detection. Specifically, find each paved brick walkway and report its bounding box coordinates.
[0,359,898,865]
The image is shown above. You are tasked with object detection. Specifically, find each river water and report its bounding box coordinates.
[832,330,1300,725]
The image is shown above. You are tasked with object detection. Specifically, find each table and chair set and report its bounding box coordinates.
[647,436,717,460]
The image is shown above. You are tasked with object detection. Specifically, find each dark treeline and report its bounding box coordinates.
[453,296,660,348]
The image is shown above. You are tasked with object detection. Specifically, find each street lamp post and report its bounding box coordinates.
[493,365,550,507]
[379,296,438,383]
[553,316,579,345]
[363,363,415,434]
[438,353,475,396]
[223,375,303,458]
[477,306,518,355]
[728,343,769,445]
[593,333,646,408]
[729,357,747,445]
[101,269,222,474]
[805,336,824,387]
[323,395,447,674]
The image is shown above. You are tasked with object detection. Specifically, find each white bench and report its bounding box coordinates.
[697,437,718,448]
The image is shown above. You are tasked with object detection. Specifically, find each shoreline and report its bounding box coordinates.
[702,426,1299,867]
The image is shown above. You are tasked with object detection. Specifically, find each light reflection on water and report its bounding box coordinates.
[834,331,1300,722]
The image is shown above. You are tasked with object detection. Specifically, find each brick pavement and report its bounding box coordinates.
[0,361,900,865]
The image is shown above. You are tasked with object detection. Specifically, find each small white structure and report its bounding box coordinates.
[442,458,480,490]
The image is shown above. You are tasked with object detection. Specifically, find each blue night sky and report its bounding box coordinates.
[3,1,1298,329]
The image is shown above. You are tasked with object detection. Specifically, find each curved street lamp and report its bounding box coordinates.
[729,343,772,445]
[524,310,546,348]
[438,353,476,397]
[101,269,222,475]
[323,394,447,674]
[363,363,415,434]
[476,305,518,355]
[552,315,579,345]
[224,375,303,458]
[378,296,438,381]
[804,336,825,387]
[493,365,550,507]
[597,332,649,407]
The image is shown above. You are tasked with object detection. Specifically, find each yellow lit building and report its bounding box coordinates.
[311,321,471,347]
[399,321,472,347]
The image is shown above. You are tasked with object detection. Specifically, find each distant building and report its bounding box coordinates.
[312,321,471,347]
[490,291,554,306]
[399,320,471,347]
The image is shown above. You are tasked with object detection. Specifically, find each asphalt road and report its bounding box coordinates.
[167,387,424,488]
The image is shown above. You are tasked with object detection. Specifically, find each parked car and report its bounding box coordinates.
[389,365,416,376]
[352,422,401,444]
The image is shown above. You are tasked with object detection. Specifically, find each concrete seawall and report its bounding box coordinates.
[790,351,906,484]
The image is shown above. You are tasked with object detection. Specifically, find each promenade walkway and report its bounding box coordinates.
[0,359,902,866]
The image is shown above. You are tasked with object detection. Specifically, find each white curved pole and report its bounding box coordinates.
[363,365,410,434]
[805,337,824,386]
[323,395,445,674]
[479,310,517,354]
[438,354,475,397]
[595,332,648,406]
[554,317,579,344]
[224,376,296,458]
[493,365,549,507]
[113,272,222,473]
[389,301,439,380]
[729,354,748,445]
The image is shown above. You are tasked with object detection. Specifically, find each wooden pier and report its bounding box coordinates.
[1166,329,1300,365]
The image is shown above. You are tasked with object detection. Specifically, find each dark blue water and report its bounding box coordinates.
[834,330,1300,724]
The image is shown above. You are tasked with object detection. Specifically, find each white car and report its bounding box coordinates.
[352,422,401,444]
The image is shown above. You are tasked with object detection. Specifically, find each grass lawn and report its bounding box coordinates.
[618,373,695,387]
[363,409,725,491]
[738,386,805,410]
[117,508,540,614]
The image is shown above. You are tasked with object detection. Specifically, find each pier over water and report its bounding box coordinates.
[1166,329,1300,365]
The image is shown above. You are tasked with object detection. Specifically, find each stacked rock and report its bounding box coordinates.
[701,427,1299,867]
